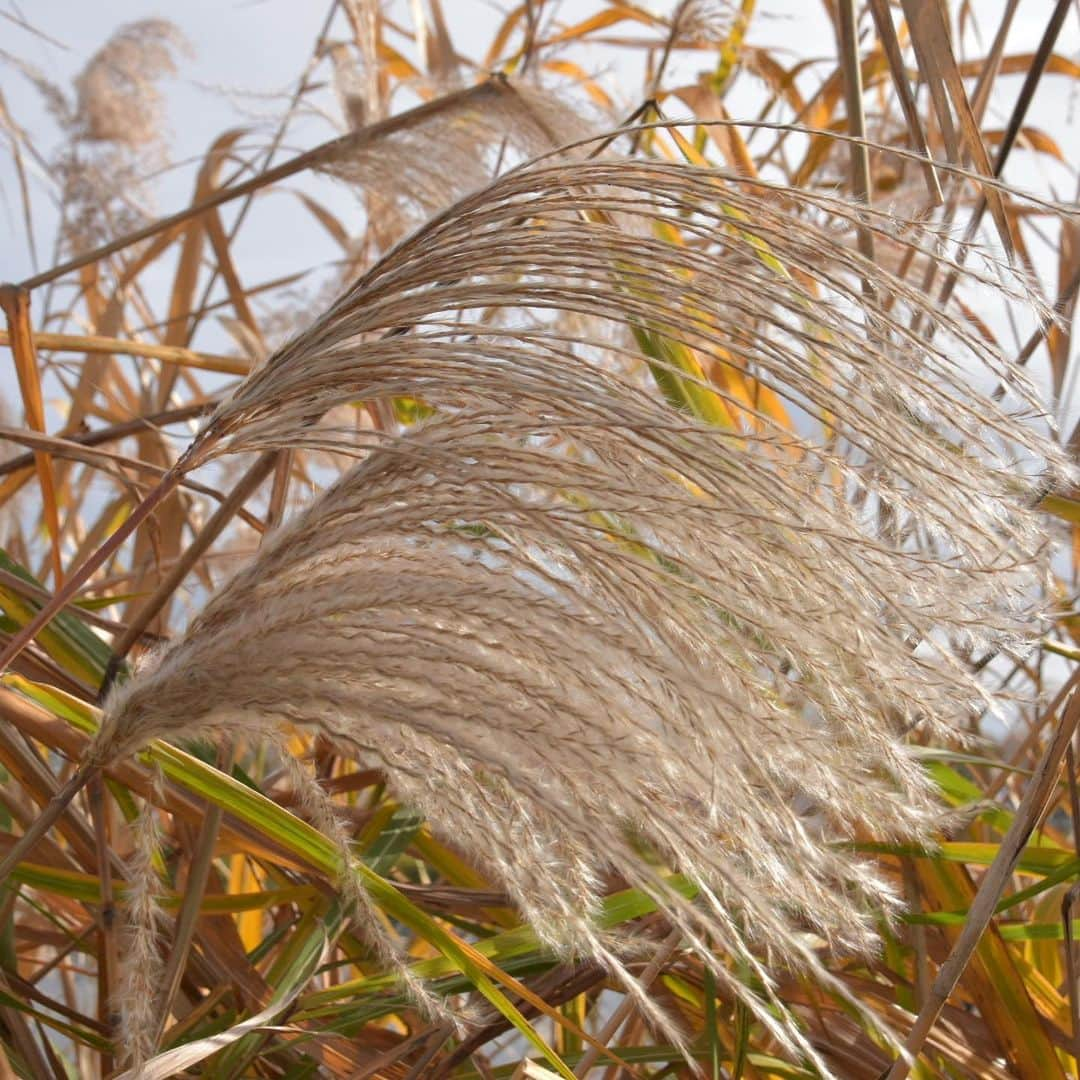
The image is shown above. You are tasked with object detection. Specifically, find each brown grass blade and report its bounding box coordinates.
[989,0,1072,180]
[0,763,97,891]
[103,450,279,687]
[573,927,682,1077]
[968,0,1019,125]
[900,0,1013,258]
[149,748,231,1050]
[932,0,1073,315]
[0,463,186,673]
[0,286,63,585]
[836,0,874,266]
[0,402,214,480]
[866,0,942,204]
[0,330,249,375]
[914,859,1066,1078]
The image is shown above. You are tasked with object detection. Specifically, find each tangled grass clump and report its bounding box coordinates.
[4,1,1080,1073]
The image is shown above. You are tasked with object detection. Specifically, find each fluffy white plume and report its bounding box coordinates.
[98,126,1068,1069]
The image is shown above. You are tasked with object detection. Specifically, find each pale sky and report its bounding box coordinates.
[1,1,1078,419]
[5,1,1076,284]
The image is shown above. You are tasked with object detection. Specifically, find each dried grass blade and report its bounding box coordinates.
[0,682,287,866]
[935,0,1072,314]
[0,90,39,270]
[836,0,874,267]
[424,0,461,83]
[989,0,1072,180]
[573,927,682,1077]
[0,462,185,673]
[0,330,249,375]
[0,427,255,516]
[0,406,210,493]
[867,0,942,204]
[204,206,263,346]
[1048,223,1080,400]
[900,0,1013,258]
[0,286,63,585]
[149,750,230,1050]
[88,773,117,1073]
[0,725,99,870]
[0,976,60,1080]
[914,859,1067,1078]
[104,450,278,683]
[968,0,1020,125]
[154,133,245,408]
[113,926,327,1080]
[0,764,97,890]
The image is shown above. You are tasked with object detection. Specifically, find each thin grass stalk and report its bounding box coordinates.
[984,669,1080,802]
[1064,740,1080,1073]
[150,745,232,1049]
[573,927,682,1077]
[836,0,874,268]
[0,402,213,480]
[0,970,54,1080]
[0,286,62,585]
[180,0,343,347]
[265,450,294,530]
[431,966,612,1079]
[0,763,98,886]
[0,329,248,375]
[866,0,942,205]
[901,860,929,1011]
[0,569,127,634]
[88,772,117,1074]
[901,2,1015,335]
[358,1022,453,1080]
[969,0,1020,125]
[932,0,1072,316]
[403,1030,453,1080]
[987,0,1072,178]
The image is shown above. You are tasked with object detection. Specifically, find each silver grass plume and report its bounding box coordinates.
[318,79,596,236]
[275,740,449,1025]
[4,20,188,255]
[74,19,188,147]
[116,780,168,1070]
[262,80,595,343]
[670,0,738,45]
[97,129,1072,1069]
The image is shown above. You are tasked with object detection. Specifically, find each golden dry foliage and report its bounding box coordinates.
[1,3,1080,1079]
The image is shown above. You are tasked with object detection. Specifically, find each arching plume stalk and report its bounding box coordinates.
[70,133,1072,1070]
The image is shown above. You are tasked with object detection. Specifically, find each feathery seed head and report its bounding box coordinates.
[100,130,1069,1069]
[74,19,188,147]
